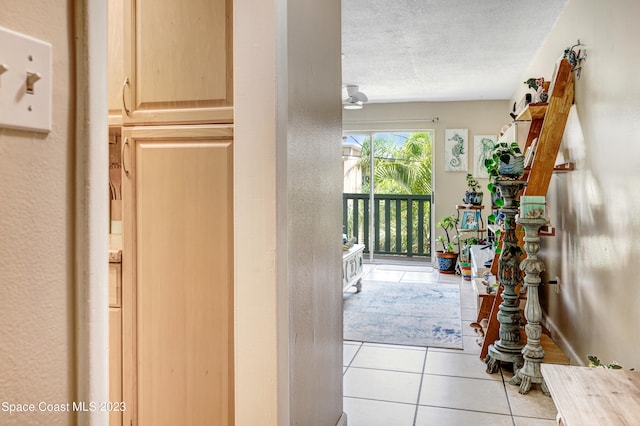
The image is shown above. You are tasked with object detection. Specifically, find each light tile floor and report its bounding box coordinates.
[343,262,558,426]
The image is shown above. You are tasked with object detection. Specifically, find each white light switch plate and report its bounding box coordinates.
[0,26,52,133]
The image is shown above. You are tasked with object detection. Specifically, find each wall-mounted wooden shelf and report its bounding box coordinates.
[457,228,487,233]
[517,103,547,121]
[481,59,575,364]
[539,225,556,236]
[455,204,485,210]
[523,162,575,181]
[552,162,575,172]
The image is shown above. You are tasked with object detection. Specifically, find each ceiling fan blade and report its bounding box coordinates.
[354,91,368,102]
[345,85,368,103]
[346,85,359,96]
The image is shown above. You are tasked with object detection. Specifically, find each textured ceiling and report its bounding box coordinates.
[342,0,569,103]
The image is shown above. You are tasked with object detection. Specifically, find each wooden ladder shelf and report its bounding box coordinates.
[480,59,575,361]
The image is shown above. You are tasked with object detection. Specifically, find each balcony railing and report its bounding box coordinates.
[343,193,432,257]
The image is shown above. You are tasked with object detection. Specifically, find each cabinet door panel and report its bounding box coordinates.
[109,263,121,307]
[108,0,124,126]
[123,0,233,124]
[109,308,123,426]
[122,125,234,425]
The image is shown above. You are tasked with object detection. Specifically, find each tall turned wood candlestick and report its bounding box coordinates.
[510,216,549,395]
[486,178,526,374]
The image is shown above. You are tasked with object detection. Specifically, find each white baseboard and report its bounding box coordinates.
[336,412,348,426]
[543,313,583,366]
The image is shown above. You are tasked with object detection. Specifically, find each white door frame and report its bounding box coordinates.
[75,1,110,424]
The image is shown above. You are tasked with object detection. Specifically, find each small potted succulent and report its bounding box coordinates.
[436,215,459,274]
[463,173,483,206]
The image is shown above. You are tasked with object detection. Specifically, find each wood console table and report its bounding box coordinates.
[542,364,640,425]
[343,244,365,292]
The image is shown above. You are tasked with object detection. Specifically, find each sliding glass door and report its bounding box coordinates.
[342,131,434,261]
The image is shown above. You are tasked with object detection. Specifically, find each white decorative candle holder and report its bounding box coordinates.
[519,195,546,219]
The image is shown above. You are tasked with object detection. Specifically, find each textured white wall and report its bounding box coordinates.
[235,0,344,424]
[285,0,344,424]
[0,1,75,424]
[516,0,640,368]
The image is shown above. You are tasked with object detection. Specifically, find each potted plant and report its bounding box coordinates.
[463,173,483,206]
[436,215,459,274]
[484,141,524,178]
[485,142,524,221]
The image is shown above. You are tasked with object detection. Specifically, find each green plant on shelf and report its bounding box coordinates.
[463,173,484,205]
[465,173,481,192]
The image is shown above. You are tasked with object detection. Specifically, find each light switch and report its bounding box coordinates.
[0,26,52,133]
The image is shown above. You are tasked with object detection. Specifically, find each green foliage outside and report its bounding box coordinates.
[345,132,433,256]
[357,132,433,195]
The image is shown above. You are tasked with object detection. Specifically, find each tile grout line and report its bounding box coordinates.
[343,395,418,407]
[344,341,364,374]
[499,367,518,426]
[344,365,427,376]
[420,371,505,382]
[415,404,516,419]
[412,347,430,425]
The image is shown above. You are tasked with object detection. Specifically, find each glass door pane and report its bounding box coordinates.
[342,131,434,260]
[342,133,370,254]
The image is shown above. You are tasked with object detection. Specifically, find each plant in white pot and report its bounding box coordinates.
[485,142,524,178]
[463,173,483,206]
[484,141,524,216]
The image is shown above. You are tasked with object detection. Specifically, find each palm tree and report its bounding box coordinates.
[350,132,433,256]
[370,132,433,195]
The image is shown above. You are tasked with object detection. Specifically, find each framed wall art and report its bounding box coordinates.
[473,135,497,178]
[444,129,468,172]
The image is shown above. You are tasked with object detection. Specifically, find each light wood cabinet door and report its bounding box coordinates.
[109,307,123,426]
[108,0,124,126]
[109,262,123,426]
[122,125,234,426]
[122,0,233,125]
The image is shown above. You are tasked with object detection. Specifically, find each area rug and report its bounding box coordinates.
[343,281,463,349]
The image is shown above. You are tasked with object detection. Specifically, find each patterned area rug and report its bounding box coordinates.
[343,281,463,349]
